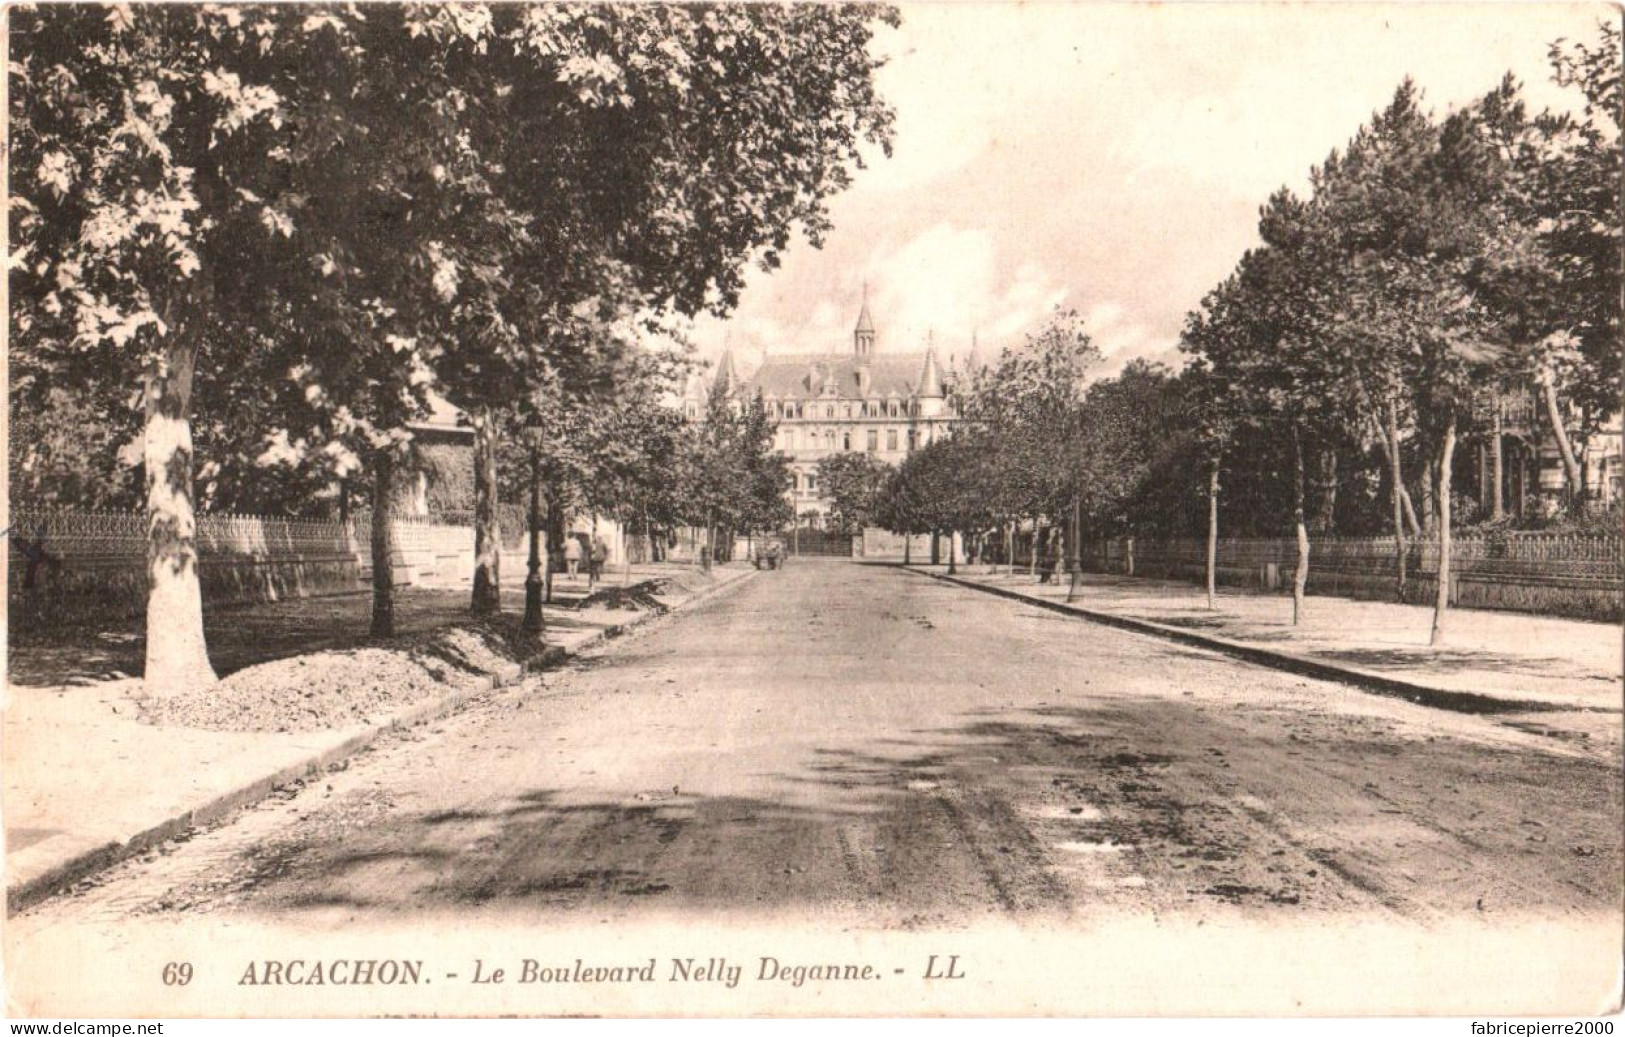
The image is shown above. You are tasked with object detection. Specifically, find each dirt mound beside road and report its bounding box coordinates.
[140,621,529,734]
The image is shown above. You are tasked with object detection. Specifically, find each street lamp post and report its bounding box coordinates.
[522,437,546,638]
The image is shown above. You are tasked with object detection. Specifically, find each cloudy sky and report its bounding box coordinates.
[689,2,1610,376]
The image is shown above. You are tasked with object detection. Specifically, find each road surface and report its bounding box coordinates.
[19,561,1622,931]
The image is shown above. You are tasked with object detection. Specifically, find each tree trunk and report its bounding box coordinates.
[543,487,563,604]
[622,511,632,585]
[704,510,715,572]
[946,529,958,575]
[1030,516,1041,582]
[1386,400,1408,601]
[470,408,501,615]
[1291,430,1309,626]
[1206,459,1220,611]
[1005,521,1014,576]
[1540,375,1586,513]
[140,337,218,696]
[370,450,397,639]
[1067,498,1084,604]
[903,533,911,566]
[1400,482,1422,540]
[1312,445,1338,534]
[1419,457,1437,535]
[1489,404,1505,522]
[1374,406,1423,538]
[1430,416,1458,647]
[930,530,941,566]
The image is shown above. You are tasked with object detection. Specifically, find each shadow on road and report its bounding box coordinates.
[185,693,1619,923]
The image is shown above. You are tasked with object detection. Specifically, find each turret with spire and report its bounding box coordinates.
[916,332,945,418]
[713,338,741,396]
[854,282,876,359]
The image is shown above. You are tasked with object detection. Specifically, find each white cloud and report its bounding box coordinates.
[690,3,1608,378]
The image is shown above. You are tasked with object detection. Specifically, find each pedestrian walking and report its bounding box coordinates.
[589,533,608,586]
[563,532,583,580]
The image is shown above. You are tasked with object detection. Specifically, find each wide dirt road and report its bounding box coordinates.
[22,561,1622,930]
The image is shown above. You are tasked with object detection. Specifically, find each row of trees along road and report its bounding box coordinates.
[873,23,1619,647]
[1183,25,1621,645]
[873,309,1178,580]
[10,4,897,695]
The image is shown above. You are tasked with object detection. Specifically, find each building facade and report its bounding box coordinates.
[1480,388,1622,517]
[686,298,969,526]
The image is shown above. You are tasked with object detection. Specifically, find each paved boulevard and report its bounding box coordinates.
[20,561,1621,930]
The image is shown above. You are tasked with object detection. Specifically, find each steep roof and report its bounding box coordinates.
[963,332,984,378]
[854,297,876,336]
[681,368,709,401]
[746,352,930,400]
[916,348,945,399]
[407,391,475,440]
[713,348,741,393]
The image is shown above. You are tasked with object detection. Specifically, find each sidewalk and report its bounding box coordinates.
[909,565,1622,715]
[4,562,753,912]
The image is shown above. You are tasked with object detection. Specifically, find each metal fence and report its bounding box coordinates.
[6,506,471,633]
[8,506,359,568]
[1080,532,1623,621]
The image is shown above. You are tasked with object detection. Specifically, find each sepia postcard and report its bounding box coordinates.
[4,0,1622,1021]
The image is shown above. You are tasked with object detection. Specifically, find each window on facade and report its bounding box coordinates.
[907,430,917,451]
[807,474,817,492]
[842,432,852,451]
[866,429,878,452]
[887,429,897,451]
[825,404,834,419]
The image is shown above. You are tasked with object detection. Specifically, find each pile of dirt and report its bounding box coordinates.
[140,622,528,734]
[427,620,527,673]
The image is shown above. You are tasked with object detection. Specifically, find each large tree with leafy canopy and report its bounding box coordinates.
[10,3,898,689]
[815,452,893,535]
[960,308,1101,576]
